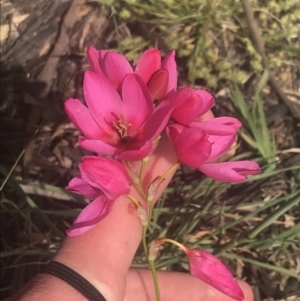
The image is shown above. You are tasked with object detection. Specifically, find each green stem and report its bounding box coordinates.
[127,194,142,208]
[148,259,161,301]
[160,161,180,179]
[142,225,148,256]
[162,238,186,252]
[135,181,147,199]
[139,157,149,179]
[138,161,180,301]
[147,200,153,222]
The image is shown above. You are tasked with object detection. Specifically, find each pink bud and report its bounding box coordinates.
[161,50,177,95]
[195,90,215,116]
[147,69,169,101]
[169,87,203,125]
[184,248,244,301]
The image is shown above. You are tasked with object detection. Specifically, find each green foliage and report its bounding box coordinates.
[98,0,299,87]
[229,70,277,167]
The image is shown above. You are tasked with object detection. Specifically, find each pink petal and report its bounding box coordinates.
[185,248,244,301]
[83,71,123,133]
[98,50,107,71]
[67,196,114,236]
[79,136,119,156]
[195,90,215,116]
[167,125,211,169]
[208,134,237,162]
[99,50,107,59]
[102,51,133,90]
[209,117,242,130]
[86,46,104,75]
[199,161,260,182]
[147,70,169,100]
[161,50,177,94]
[66,177,101,200]
[170,87,203,125]
[191,117,241,135]
[65,98,107,139]
[135,48,161,84]
[80,156,131,200]
[191,117,241,161]
[122,74,153,130]
[115,141,152,161]
[139,100,173,144]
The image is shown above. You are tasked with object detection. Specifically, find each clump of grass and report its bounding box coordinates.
[229,70,277,168]
[98,0,300,87]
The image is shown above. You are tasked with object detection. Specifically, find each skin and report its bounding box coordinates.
[8,111,254,301]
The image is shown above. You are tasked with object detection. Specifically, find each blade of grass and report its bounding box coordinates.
[222,253,300,280]
[247,192,300,239]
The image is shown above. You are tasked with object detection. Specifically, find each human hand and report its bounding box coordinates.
[9,112,254,301]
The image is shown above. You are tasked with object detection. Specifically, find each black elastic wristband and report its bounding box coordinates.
[43,261,107,301]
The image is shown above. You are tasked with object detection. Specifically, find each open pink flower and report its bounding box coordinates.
[199,161,260,182]
[65,72,173,161]
[184,248,244,301]
[168,88,215,125]
[87,46,177,100]
[66,156,131,236]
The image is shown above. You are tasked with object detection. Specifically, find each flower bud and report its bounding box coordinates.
[137,206,148,226]
[123,161,140,184]
[148,238,164,261]
[147,69,169,101]
[184,248,244,301]
[147,176,165,202]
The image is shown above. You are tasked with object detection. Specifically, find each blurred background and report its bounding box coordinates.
[1,0,299,300]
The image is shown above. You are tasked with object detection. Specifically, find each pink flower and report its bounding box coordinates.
[66,156,131,236]
[184,248,244,301]
[87,46,177,100]
[198,161,260,182]
[191,117,242,162]
[168,88,215,125]
[65,72,173,161]
[166,124,212,169]
[167,117,241,170]
[167,117,259,182]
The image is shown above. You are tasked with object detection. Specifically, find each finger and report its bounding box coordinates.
[125,269,254,301]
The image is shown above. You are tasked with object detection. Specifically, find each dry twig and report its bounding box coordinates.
[242,0,300,119]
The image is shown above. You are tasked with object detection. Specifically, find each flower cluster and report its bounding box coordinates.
[65,47,260,300]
